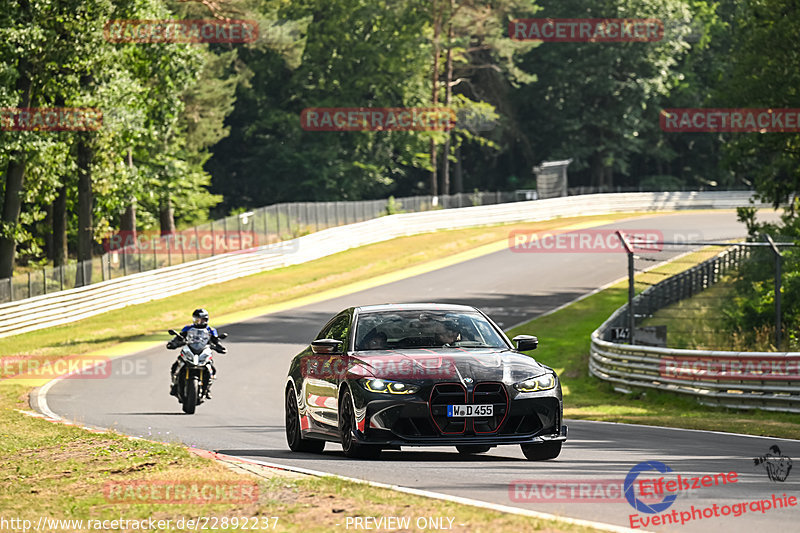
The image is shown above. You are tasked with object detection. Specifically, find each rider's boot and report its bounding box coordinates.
[205,375,215,399]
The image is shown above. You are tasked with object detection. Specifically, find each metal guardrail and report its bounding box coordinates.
[0,191,761,339]
[590,244,800,413]
[0,191,518,304]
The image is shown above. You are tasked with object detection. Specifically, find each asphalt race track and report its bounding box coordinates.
[45,211,799,532]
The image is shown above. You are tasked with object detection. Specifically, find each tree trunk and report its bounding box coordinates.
[0,56,32,279]
[120,148,137,242]
[120,202,137,234]
[430,0,442,197]
[441,1,454,196]
[159,197,176,235]
[76,134,94,285]
[590,152,604,189]
[454,144,463,193]
[44,203,53,261]
[52,185,68,267]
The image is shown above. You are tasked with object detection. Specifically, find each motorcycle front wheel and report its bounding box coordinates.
[183,377,199,414]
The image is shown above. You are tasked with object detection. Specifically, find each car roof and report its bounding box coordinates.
[354,303,480,314]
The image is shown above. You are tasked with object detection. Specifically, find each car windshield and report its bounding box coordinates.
[354,310,508,350]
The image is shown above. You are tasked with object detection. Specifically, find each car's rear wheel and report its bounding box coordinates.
[285,387,325,453]
[455,445,491,455]
[339,389,381,459]
[521,441,562,461]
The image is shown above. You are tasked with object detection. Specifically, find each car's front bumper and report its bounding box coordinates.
[351,424,568,447]
[351,382,565,447]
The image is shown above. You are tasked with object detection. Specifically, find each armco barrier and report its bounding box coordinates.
[0,191,761,339]
[590,244,800,413]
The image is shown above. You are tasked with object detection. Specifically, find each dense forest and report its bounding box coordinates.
[0,0,798,278]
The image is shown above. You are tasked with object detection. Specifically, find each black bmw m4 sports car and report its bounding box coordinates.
[284,303,567,460]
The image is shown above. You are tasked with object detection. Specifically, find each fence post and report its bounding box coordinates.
[27,272,31,298]
[43,267,47,295]
[238,215,244,250]
[211,219,216,255]
[59,265,64,291]
[7,277,12,301]
[616,231,636,345]
[276,205,282,240]
[764,234,783,349]
[194,226,201,260]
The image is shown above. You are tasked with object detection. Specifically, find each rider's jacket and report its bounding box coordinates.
[180,324,219,339]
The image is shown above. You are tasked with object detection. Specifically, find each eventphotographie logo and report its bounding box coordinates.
[754,446,793,482]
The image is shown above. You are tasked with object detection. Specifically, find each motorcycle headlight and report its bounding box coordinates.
[514,374,557,392]
[360,378,420,395]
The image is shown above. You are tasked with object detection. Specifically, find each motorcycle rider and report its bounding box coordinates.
[168,308,226,399]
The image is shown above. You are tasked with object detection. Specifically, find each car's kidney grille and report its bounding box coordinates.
[429,383,467,434]
[472,383,508,434]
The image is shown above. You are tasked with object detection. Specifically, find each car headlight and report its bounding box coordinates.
[514,374,557,392]
[360,378,420,395]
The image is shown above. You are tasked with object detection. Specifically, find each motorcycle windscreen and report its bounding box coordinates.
[185,328,211,354]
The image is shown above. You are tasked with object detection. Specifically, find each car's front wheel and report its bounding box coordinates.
[285,387,325,453]
[521,441,562,461]
[339,389,381,459]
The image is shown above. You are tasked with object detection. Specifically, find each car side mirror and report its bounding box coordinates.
[311,338,343,355]
[168,329,179,336]
[218,332,228,339]
[513,334,538,351]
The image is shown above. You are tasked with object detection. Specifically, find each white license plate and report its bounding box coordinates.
[447,404,493,417]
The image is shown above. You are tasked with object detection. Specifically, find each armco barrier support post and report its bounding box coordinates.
[764,234,783,349]
[616,230,636,345]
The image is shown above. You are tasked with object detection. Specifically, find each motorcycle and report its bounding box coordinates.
[167,328,227,414]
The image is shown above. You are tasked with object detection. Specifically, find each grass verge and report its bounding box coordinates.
[507,248,800,440]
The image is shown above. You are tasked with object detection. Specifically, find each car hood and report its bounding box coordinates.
[348,348,552,383]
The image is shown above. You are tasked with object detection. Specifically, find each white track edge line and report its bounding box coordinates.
[224,455,646,533]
